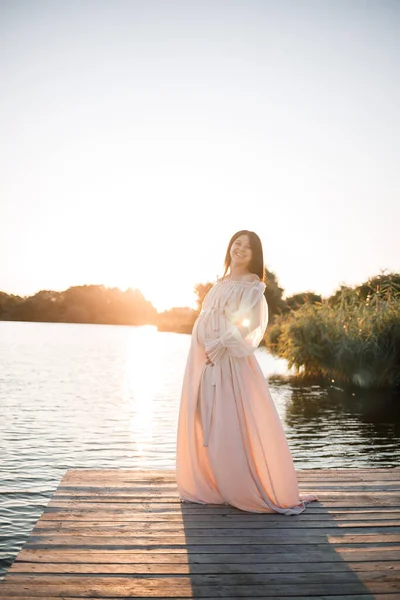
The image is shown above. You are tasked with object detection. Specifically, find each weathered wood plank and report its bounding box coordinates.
[43,505,400,516]
[37,517,400,528]
[3,468,400,598]
[1,573,399,596]
[4,571,400,584]
[32,523,400,543]
[0,597,60,600]
[23,533,400,548]
[54,480,400,489]
[52,489,400,498]
[60,468,400,478]
[15,546,400,562]
[32,519,400,530]
[40,509,400,520]
[8,560,400,575]
[46,497,400,507]
[0,596,397,600]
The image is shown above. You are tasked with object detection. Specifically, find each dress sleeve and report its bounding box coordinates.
[205,282,268,364]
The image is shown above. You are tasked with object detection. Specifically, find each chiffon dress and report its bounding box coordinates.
[176,278,318,515]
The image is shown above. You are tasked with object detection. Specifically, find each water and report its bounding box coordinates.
[1,320,399,579]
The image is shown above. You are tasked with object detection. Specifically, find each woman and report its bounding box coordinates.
[176,230,318,515]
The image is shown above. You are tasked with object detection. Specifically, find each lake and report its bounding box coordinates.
[1,320,399,579]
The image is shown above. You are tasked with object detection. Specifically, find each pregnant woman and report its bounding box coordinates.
[176,229,318,515]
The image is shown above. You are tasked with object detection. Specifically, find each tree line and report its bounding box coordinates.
[160,269,400,390]
[2,270,398,330]
[2,271,399,390]
[0,285,157,326]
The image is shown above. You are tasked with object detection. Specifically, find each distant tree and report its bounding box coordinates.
[5,290,63,322]
[328,272,400,307]
[194,282,214,312]
[284,292,322,312]
[157,306,198,334]
[0,285,157,326]
[0,292,23,319]
[63,304,90,323]
[356,272,400,302]
[327,285,354,307]
[264,268,286,320]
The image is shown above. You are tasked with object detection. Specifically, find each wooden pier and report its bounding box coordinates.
[1,468,400,598]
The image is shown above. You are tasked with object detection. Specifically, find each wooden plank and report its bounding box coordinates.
[8,560,400,575]
[46,497,400,507]
[32,519,400,529]
[32,523,400,543]
[55,478,400,485]
[42,506,400,514]
[4,571,400,585]
[50,487,400,495]
[26,530,400,548]
[57,473,400,480]
[39,513,400,524]
[51,488,400,497]
[33,520,400,530]
[44,502,400,510]
[54,480,400,488]
[0,597,60,600]
[60,467,400,476]
[41,507,400,517]
[15,546,400,562]
[1,574,399,596]
[3,468,400,598]
[0,596,397,600]
[18,546,400,558]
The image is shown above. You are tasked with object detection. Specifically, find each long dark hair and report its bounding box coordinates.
[222,230,264,281]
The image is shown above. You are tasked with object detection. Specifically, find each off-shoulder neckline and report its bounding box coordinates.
[217,277,264,286]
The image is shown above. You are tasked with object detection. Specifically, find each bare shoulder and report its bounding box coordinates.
[244,273,261,282]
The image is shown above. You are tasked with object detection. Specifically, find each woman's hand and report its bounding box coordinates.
[205,352,214,366]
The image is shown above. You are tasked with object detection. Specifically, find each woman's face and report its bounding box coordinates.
[230,234,252,268]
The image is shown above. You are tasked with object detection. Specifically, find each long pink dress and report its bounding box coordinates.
[176,278,318,515]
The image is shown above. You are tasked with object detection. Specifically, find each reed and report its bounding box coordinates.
[265,286,400,389]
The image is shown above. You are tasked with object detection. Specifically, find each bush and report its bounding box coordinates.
[265,288,400,390]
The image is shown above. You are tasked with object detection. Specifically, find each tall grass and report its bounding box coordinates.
[265,288,400,389]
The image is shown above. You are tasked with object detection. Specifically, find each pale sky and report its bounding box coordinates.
[1,0,399,311]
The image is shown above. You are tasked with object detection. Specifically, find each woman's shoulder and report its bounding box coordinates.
[242,273,261,283]
[215,276,266,301]
[217,274,264,286]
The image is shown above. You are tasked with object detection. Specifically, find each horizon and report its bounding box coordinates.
[1,265,396,313]
[1,0,399,312]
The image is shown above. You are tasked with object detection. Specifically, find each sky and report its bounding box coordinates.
[1,0,399,311]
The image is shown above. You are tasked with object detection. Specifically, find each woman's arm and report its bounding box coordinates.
[205,285,268,365]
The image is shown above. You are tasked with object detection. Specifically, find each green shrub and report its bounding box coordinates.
[265,288,400,389]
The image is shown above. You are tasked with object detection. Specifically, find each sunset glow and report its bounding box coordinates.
[1,1,399,312]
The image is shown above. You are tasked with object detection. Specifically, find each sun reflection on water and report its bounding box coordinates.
[123,326,163,459]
